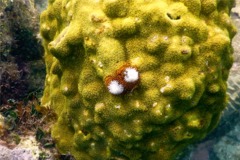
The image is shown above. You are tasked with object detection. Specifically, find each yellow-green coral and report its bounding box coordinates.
[40,0,236,159]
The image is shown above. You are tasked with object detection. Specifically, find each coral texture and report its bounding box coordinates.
[40,0,236,159]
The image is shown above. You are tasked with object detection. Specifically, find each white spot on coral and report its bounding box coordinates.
[150,142,155,147]
[124,67,139,82]
[66,2,71,9]
[47,77,51,83]
[127,134,132,138]
[124,130,132,138]
[90,142,96,148]
[135,100,140,108]
[98,61,103,68]
[164,76,170,82]
[160,87,165,93]
[108,80,124,95]
[152,102,158,107]
[91,59,96,63]
[83,110,89,116]
[135,17,141,23]
[164,36,168,40]
[155,110,162,116]
[94,0,100,3]
[133,119,141,123]
[166,104,171,108]
[205,60,209,66]
[95,103,105,112]
[151,35,159,42]
[86,118,92,123]
[68,12,73,18]
[100,131,105,136]
[115,105,121,109]
[160,84,172,93]
[64,87,68,92]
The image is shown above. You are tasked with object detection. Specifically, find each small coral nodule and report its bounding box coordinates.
[105,64,140,95]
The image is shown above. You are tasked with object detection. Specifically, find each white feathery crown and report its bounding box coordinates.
[107,80,124,95]
[124,67,139,83]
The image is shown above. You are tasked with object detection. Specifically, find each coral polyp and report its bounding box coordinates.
[40,0,236,159]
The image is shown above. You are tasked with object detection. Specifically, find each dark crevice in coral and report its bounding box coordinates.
[167,13,181,20]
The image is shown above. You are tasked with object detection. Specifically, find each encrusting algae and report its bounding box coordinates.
[40,0,236,159]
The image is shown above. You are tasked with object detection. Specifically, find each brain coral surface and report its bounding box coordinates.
[40,0,236,159]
